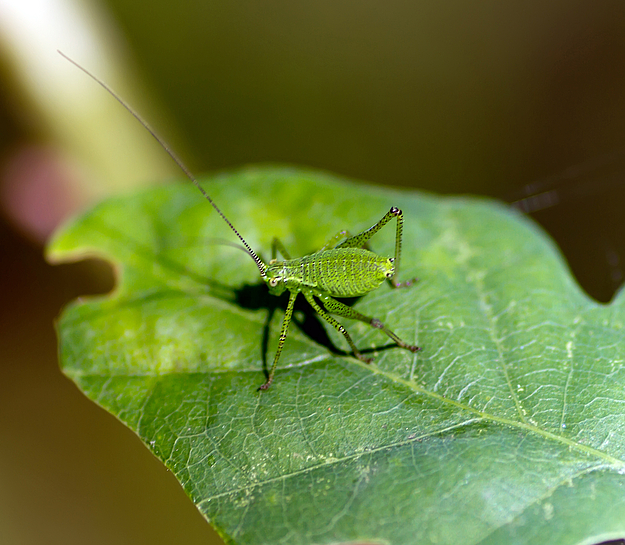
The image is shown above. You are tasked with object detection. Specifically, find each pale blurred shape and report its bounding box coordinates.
[0,0,177,241]
[1,145,83,241]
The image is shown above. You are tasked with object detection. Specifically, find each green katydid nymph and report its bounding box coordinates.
[59,51,421,390]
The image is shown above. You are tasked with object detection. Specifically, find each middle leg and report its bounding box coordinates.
[320,294,420,353]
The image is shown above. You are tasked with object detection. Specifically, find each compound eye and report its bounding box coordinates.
[269,277,281,287]
[385,270,394,278]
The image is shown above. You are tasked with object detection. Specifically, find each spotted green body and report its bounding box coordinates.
[60,51,421,392]
[259,206,420,390]
[267,248,393,297]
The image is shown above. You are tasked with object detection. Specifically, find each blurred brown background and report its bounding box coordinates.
[2,1,625,544]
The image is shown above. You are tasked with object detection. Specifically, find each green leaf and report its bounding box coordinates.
[49,166,625,545]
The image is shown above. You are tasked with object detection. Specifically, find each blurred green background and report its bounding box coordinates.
[1,1,625,544]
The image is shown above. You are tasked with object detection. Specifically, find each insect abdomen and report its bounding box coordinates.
[287,248,392,297]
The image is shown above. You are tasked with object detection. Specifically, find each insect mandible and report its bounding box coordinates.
[59,51,421,390]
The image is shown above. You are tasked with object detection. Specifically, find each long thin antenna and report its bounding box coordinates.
[58,50,267,277]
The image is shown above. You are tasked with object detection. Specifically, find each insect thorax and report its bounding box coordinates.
[266,248,393,297]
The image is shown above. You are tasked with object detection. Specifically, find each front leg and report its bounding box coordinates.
[271,237,292,261]
[259,289,298,390]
